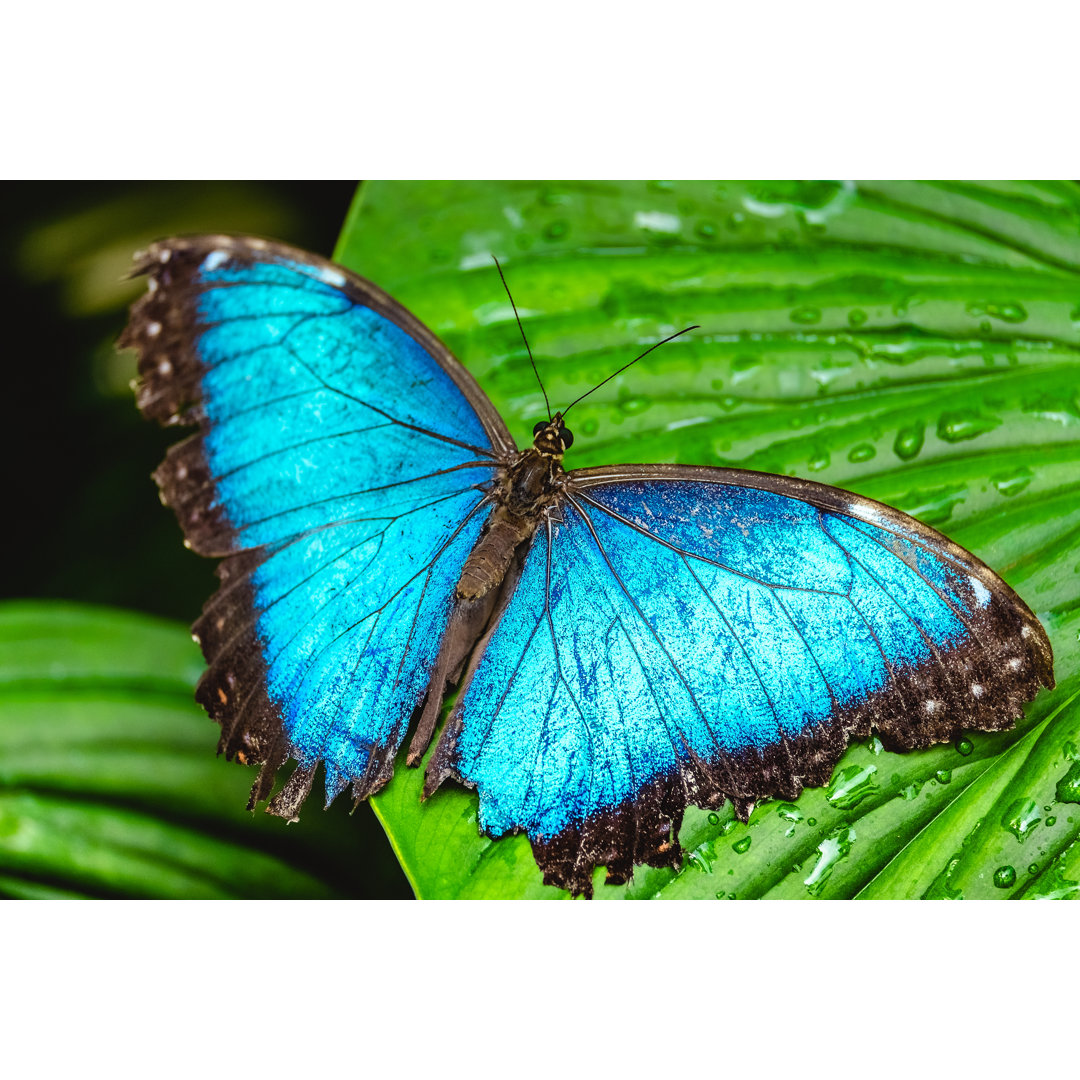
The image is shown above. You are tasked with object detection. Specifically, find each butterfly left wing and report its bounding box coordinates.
[121,236,510,816]
[426,465,1053,896]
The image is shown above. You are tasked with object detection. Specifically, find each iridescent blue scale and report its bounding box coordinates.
[124,236,1053,896]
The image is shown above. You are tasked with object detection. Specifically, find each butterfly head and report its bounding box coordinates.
[532,413,574,458]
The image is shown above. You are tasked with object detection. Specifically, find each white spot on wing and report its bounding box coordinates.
[970,576,992,607]
[203,250,229,272]
[971,683,984,697]
[1008,657,1022,671]
[146,321,161,338]
[318,266,346,288]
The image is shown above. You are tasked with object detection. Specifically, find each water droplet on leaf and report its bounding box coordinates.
[826,763,879,811]
[790,306,822,325]
[991,466,1034,497]
[1055,761,1080,804]
[893,423,925,461]
[937,409,1001,442]
[1001,797,1041,841]
[848,443,876,464]
[732,836,752,854]
[993,865,1017,889]
[804,823,855,897]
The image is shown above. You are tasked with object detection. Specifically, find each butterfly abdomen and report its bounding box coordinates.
[457,507,538,600]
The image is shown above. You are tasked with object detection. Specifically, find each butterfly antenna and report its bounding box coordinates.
[493,255,550,421]
[561,324,700,416]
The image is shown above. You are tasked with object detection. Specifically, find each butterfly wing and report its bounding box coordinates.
[426,464,1054,896]
[122,235,512,816]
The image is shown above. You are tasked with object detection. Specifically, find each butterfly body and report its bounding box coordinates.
[455,419,569,601]
[123,235,1054,897]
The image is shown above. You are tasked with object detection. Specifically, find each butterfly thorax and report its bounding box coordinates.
[455,427,569,602]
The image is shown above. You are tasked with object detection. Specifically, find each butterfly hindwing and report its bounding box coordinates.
[427,467,1053,896]
[122,236,510,814]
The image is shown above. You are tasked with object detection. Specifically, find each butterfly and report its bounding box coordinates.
[121,234,1055,897]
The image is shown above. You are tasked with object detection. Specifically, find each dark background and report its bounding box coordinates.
[1,182,414,897]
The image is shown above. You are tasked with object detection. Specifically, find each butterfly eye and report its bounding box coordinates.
[560,427,574,449]
[533,421,547,436]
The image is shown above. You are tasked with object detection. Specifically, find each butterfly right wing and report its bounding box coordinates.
[122,235,510,816]
[425,467,1053,896]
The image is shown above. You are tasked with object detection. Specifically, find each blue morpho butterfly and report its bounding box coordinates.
[122,235,1054,897]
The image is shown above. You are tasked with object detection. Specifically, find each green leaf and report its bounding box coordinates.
[0,602,400,898]
[334,180,1080,899]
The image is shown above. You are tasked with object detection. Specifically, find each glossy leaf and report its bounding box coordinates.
[334,180,1080,899]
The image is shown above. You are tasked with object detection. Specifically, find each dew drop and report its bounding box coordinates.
[1001,797,1041,841]
[543,220,568,241]
[1047,816,1057,827]
[618,396,650,416]
[848,308,867,327]
[790,306,822,325]
[1054,761,1080,804]
[807,449,831,472]
[893,422,925,461]
[979,320,992,333]
[937,409,1001,442]
[727,211,745,231]
[807,817,817,827]
[707,812,720,825]
[826,763,879,811]
[1028,863,1040,875]
[848,442,876,464]
[688,850,713,874]
[732,836,752,854]
[966,300,1027,323]
[803,823,855,897]
[956,737,974,757]
[991,465,1034,497]
[993,865,1017,889]
[696,220,717,239]
[936,769,952,785]
[776,803,804,838]
[923,854,963,899]
[899,780,923,801]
